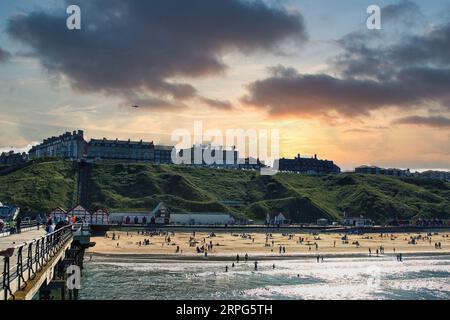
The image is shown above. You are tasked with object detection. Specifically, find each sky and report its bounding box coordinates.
[0,0,449,171]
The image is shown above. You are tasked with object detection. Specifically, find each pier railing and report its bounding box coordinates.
[1,225,73,300]
[0,220,41,238]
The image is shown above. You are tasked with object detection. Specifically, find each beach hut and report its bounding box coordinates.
[67,204,91,223]
[49,207,68,224]
[92,209,109,225]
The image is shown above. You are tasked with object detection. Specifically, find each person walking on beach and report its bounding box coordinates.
[272,264,275,270]
[316,255,320,263]
[245,253,248,262]
[254,261,258,271]
[369,248,372,256]
[225,265,228,272]
[236,254,240,263]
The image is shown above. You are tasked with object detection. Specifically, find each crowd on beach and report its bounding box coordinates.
[100,229,448,265]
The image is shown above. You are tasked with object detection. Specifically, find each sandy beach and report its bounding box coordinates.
[86,230,450,260]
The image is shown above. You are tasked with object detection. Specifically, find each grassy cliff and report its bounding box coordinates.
[1,159,449,223]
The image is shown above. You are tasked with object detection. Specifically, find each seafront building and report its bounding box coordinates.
[276,154,340,174]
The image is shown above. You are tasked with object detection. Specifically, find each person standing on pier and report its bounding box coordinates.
[0,248,14,257]
[16,217,22,234]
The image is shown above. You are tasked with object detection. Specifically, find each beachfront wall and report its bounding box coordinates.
[170,213,235,225]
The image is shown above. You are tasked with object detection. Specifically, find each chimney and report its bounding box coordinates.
[314,154,317,160]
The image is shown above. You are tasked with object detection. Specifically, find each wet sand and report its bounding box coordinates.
[86,230,450,260]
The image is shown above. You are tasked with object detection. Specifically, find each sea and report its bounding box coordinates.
[79,254,450,300]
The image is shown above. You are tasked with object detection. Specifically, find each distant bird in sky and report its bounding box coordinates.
[131,105,140,109]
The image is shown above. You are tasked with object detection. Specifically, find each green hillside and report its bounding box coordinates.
[1,159,449,223]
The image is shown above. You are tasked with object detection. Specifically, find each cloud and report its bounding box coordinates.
[199,97,233,110]
[242,65,450,117]
[0,47,11,63]
[242,2,450,119]
[6,0,306,109]
[392,115,450,128]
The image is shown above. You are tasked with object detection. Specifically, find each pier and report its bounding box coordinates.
[1,224,93,300]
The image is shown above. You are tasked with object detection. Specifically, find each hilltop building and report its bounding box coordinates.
[153,145,174,164]
[87,138,173,163]
[355,165,410,177]
[355,166,450,181]
[417,170,450,181]
[29,130,87,160]
[0,151,28,165]
[177,144,239,168]
[276,154,340,174]
[238,157,265,170]
[28,130,174,164]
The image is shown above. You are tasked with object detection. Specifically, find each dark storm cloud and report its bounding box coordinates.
[6,0,306,108]
[0,47,10,62]
[242,1,450,119]
[242,65,450,117]
[392,116,450,128]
